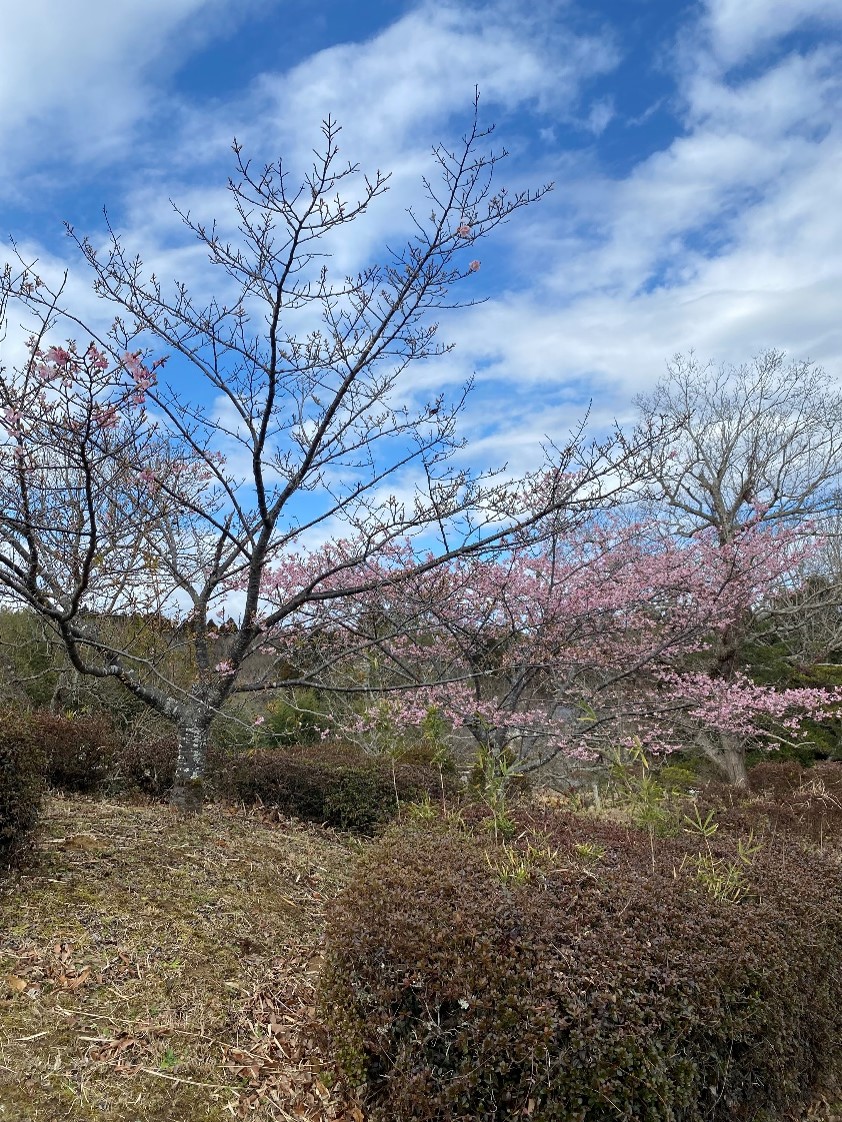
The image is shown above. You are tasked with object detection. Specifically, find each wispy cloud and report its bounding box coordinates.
[0,0,268,193]
[424,0,842,452]
[700,0,842,68]
[1,0,840,483]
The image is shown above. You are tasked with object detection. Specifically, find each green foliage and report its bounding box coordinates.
[261,688,329,747]
[657,762,701,791]
[484,837,559,886]
[572,840,605,864]
[414,705,456,770]
[0,709,43,864]
[608,740,684,836]
[221,742,453,833]
[741,637,842,765]
[745,738,823,770]
[0,610,61,707]
[467,744,528,841]
[322,805,842,1122]
[681,805,763,903]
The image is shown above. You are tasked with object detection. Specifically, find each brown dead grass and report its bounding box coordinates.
[0,792,366,1121]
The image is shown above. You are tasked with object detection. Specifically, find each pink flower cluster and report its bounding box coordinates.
[123,352,157,406]
[255,515,832,766]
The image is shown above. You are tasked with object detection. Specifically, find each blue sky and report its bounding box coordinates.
[2,0,841,478]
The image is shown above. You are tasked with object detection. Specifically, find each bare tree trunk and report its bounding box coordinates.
[696,730,749,786]
[714,732,749,787]
[720,739,748,786]
[171,721,210,813]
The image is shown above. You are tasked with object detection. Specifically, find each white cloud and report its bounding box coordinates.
[585,97,615,136]
[0,0,268,185]
[27,0,617,378]
[397,5,842,462]
[250,0,617,153]
[153,0,619,278]
[702,0,842,68]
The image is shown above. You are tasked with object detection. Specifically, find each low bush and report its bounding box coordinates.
[322,808,842,1121]
[221,742,454,832]
[700,760,842,848]
[116,733,179,796]
[747,759,805,800]
[0,709,44,865]
[34,710,118,793]
[260,689,329,747]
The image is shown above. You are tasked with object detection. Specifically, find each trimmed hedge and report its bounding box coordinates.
[0,710,43,864]
[222,743,454,832]
[117,733,179,796]
[34,710,118,793]
[12,704,455,823]
[322,808,842,1121]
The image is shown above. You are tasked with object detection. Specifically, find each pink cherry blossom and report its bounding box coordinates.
[256,513,834,775]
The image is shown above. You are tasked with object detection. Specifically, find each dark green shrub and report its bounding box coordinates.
[656,761,701,791]
[35,710,118,793]
[322,810,842,1121]
[222,742,453,832]
[0,709,43,864]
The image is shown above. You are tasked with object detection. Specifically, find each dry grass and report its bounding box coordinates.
[0,792,366,1121]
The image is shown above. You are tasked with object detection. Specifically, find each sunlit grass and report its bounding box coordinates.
[0,793,358,1121]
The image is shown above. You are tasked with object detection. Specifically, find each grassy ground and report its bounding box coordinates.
[0,793,365,1121]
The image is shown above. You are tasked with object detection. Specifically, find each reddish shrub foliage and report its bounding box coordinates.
[702,760,842,848]
[0,709,43,864]
[33,710,118,794]
[221,743,455,833]
[322,807,842,1122]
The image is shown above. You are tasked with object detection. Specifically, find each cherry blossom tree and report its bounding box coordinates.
[260,510,841,786]
[0,105,655,809]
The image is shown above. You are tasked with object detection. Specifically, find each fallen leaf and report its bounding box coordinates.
[314,1077,330,1101]
[66,967,92,991]
[5,975,27,993]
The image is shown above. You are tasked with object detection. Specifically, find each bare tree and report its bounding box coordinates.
[635,350,842,543]
[634,349,842,782]
[0,105,648,810]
